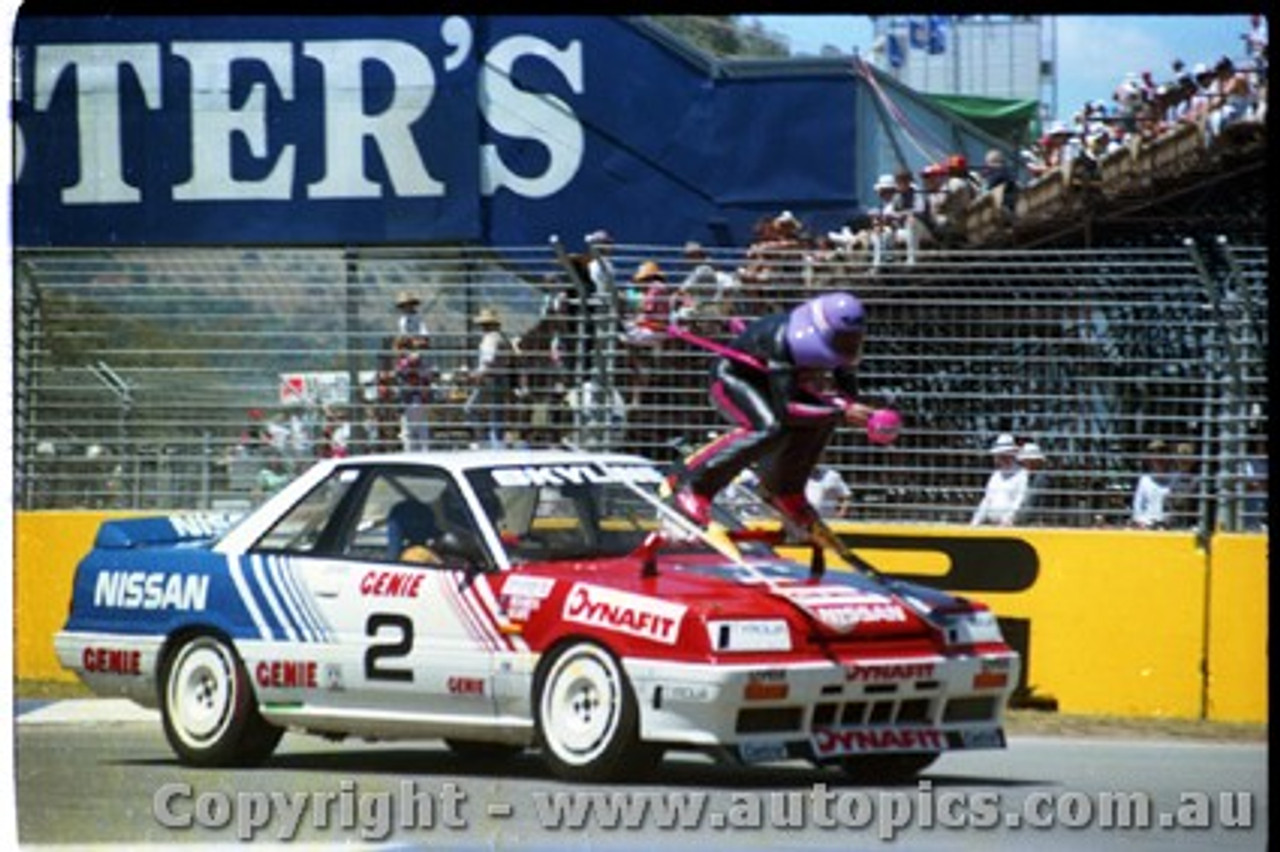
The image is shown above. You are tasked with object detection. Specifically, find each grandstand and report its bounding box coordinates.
[11,14,1267,533]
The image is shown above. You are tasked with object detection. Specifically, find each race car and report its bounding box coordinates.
[55,449,1019,782]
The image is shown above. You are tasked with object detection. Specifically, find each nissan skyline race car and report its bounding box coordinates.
[55,449,1020,782]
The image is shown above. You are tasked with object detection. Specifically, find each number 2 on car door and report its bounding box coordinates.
[365,613,413,682]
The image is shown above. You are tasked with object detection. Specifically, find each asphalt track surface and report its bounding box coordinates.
[14,700,1267,851]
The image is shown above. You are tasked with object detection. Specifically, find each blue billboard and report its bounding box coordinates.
[13,15,861,248]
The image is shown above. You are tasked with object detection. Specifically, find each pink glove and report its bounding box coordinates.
[866,408,902,445]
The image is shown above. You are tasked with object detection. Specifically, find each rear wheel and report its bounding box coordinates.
[838,753,939,783]
[535,641,659,782]
[160,634,282,767]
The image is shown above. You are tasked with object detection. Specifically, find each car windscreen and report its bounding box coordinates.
[465,462,706,563]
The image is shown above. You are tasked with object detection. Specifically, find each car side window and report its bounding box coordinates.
[254,468,360,553]
[340,470,480,565]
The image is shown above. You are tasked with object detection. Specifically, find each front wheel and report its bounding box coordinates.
[535,641,658,782]
[160,633,283,767]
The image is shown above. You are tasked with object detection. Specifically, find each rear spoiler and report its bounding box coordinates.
[94,511,244,549]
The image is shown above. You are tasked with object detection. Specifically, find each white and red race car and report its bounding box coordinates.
[55,449,1019,782]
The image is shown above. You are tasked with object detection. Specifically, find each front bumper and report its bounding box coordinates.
[623,650,1019,763]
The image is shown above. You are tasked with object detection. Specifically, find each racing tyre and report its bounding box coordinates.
[838,753,939,784]
[160,633,283,767]
[535,641,659,782]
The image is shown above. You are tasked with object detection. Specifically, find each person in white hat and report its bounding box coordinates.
[465,308,521,448]
[1014,441,1049,525]
[870,173,902,267]
[972,433,1029,526]
[584,228,616,299]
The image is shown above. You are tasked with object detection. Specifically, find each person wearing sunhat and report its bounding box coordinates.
[623,261,671,346]
[394,290,430,340]
[869,173,900,267]
[620,260,676,414]
[971,432,1029,526]
[466,307,521,447]
[392,290,432,452]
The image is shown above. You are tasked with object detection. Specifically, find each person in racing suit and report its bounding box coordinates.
[670,291,896,530]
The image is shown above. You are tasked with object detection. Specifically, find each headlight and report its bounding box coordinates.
[706,619,792,652]
[938,609,1005,646]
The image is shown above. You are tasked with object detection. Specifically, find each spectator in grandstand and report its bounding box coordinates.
[584,229,616,298]
[317,404,352,459]
[931,156,973,246]
[373,371,402,452]
[253,455,291,501]
[1206,57,1258,143]
[565,378,628,448]
[516,281,575,447]
[1182,62,1221,128]
[740,210,810,311]
[806,463,853,519]
[1026,122,1075,178]
[1101,120,1129,156]
[395,334,433,452]
[889,167,930,263]
[678,241,740,322]
[1013,441,1049,525]
[1167,441,1201,529]
[868,173,900,267]
[620,260,672,411]
[1129,439,1179,530]
[1161,63,1199,128]
[394,290,429,343]
[945,153,979,200]
[238,408,271,454]
[971,433,1028,527]
[1244,13,1267,67]
[1112,73,1146,135]
[465,307,521,448]
[869,171,926,266]
[824,218,875,276]
[1241,433,1268,531]
[980,148,1020,223]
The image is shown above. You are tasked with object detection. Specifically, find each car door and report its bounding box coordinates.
[250,464,504,722]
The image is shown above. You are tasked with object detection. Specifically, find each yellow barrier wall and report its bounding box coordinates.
[12,512,1269,722]
[833,525,1210,719]
[15,511,144,682]
[1205,534,1269,722]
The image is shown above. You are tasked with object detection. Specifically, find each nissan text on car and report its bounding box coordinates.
[55,450,1019,782]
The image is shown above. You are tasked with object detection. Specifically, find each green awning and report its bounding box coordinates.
[925,93,1041,146]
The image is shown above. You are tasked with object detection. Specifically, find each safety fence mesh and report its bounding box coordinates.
[13,241,1267,531]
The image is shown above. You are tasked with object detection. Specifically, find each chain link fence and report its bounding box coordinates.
[14,240,1267,531]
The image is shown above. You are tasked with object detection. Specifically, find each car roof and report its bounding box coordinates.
[336,448,655,474]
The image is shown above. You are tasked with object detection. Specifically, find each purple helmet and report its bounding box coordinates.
[786,292,867,368]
